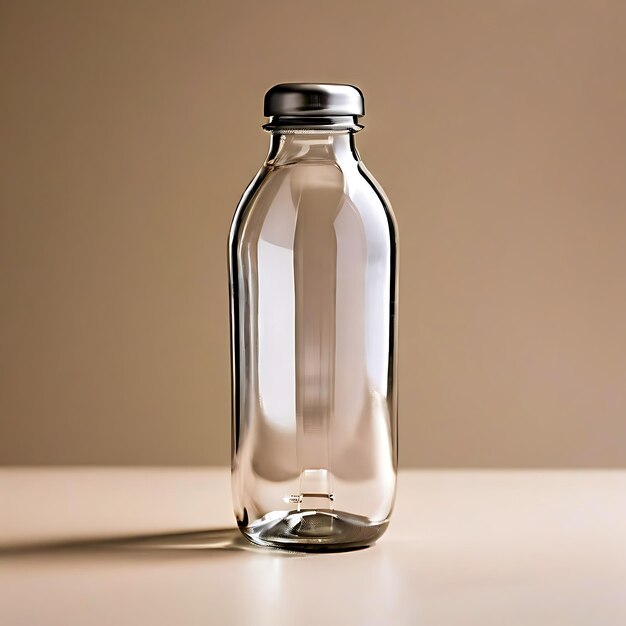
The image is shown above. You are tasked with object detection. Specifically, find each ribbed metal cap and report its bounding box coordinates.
[263,83,364,131]
[264,83,365,117]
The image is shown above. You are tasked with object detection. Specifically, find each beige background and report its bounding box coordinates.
[1,1,625,467]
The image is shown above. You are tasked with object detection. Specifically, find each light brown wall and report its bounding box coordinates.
[1,1,625,466]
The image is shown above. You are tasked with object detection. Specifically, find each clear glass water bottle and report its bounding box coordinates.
[229,83,398,551]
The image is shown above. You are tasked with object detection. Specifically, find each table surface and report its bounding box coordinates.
[1,468,625,626]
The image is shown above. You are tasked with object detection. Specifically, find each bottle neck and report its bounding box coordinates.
[265,131,361,168]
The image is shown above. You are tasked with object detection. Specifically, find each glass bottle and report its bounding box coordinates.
[228,84,398,551]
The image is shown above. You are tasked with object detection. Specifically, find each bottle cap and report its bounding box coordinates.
[263,83,364,131]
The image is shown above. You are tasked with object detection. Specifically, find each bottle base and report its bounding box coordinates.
[239,509,389,552]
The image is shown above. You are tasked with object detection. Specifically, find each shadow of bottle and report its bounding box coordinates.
[0,527,304,560]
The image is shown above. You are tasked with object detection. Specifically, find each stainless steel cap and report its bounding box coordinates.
[264,83,364,117]
[263,83,365,131]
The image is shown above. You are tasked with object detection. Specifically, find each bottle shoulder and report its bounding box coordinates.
[229,166,397,266]
[231,160,395,239]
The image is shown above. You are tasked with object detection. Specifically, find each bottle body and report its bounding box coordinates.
[229,130,398,550]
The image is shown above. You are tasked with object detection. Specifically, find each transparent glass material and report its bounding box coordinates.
[229,130,398,551]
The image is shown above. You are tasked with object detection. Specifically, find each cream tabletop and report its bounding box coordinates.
[1,468,625,625]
